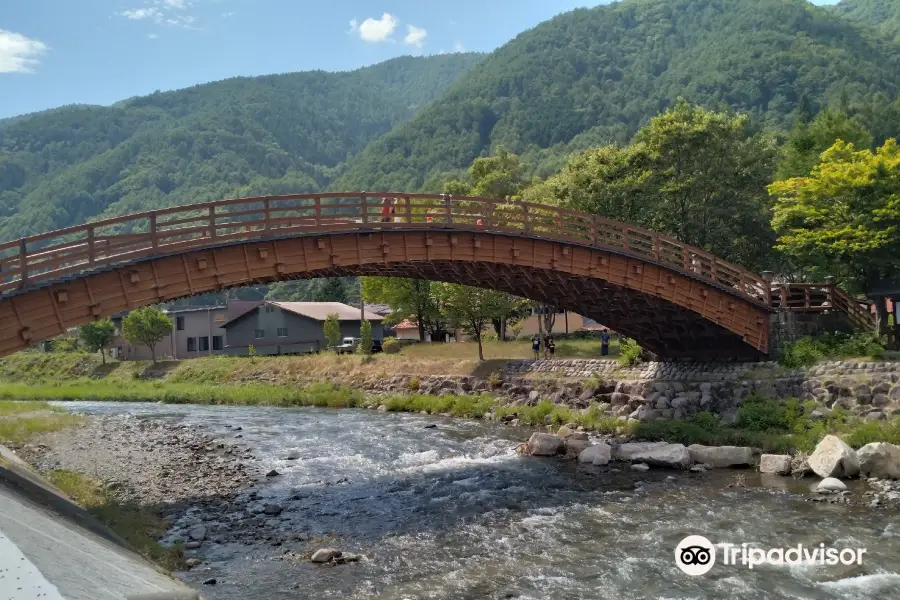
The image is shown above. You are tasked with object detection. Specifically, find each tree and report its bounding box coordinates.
[776,109,873,180]
[362,277,443,342]
[769,139,900,334]
[121,307,172,363]
[359,320,373,356]
[543,100,778,270]
[323,313,341,351]
[432,283,522,361]
[78,319,116,364]
[443,147,528,200]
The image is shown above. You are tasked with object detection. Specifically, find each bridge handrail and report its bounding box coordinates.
[771,282,874,331]
[0,192,770,306]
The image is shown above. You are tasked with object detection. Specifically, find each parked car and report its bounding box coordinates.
[330,337,359,354]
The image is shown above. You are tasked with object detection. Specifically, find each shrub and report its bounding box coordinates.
[407,376,420,391]
[358,321,374,356]
[382,338,401,354]
[779,338,824,369]
[617,338,642,367]
[779,332,885,368]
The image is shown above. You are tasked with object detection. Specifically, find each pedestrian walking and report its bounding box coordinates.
[531,335,540,358]
[600,328,611,357]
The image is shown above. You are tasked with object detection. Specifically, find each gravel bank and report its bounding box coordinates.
[18,414,254,507]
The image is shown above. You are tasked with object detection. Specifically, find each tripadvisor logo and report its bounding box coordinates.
[674,535,867,576]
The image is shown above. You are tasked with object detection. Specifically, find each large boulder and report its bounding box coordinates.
[687,445,753,468]
[565,437,591,455]
[625,443,691,469]
[808,435,860,479]
[759,454,792,475]
[578,443,611,466]
[612,442,669,461]
[857,442,900,479]
[525,433,565,456]
[817,477,848,493]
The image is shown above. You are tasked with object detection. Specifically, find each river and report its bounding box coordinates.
[53,402,900,600]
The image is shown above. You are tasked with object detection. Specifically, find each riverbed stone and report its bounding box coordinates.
[687,445,753,468]
[808,435,860,479]
[857,442,900,479]
[578,443,611,466]
[612,442,668,461]
[263,503,283,516]
[188,525,207,541]
[565,437,591,455]
[759,454,792,475]
[311,548,341,563]
[525,433,565,456]
[185,541,202,549]
[625,443,691,469]
[631,463,650,472]
[817,477,848,493]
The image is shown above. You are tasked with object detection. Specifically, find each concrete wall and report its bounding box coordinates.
[224,305,383,355]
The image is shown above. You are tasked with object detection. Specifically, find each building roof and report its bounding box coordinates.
[271,302,385,322]
[359,303,392,316]
[163,305,226,315]
[393,319,418,330]
[224,300,264,323]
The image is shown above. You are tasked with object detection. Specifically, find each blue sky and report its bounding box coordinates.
[1,0,841,119]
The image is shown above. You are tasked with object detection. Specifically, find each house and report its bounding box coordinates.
[393,319,421,340]
[221,301,385,356]
[110,305,229,360]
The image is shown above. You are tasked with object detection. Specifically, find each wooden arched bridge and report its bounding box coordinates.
[0,193,870,360]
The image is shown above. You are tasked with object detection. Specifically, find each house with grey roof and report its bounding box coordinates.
[221,301,384,356]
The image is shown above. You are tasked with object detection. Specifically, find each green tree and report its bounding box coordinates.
[121,307,172,363]
[432,283,522,361]
[544,100,778,270]
[78,319,116,364]
[358,320,374,356]
[776,109,873,180]
[323,313,341,351]
[769,139,900,333]
[362,277,443,342]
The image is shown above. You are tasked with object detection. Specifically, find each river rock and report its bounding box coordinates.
[857,442,900,479]
[202,578,217,586]
[185,541,201,549]
[311,548,342,563]
[565,437,591,455]
[185,558,202,568]
[612,442,668,461]
[188,525,207,541]
[263,503,283,515]
[631,463,650,472]
[556,425,577,438]
[265,469,280,478]
[578,443,611,466]
[525,433,565,456]
[621,443,691,469]
[759,454,792,475]
[687,445,753,468]
[817,478,848,493]
[808,435,860,479]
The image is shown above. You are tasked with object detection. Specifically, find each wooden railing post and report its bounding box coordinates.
[521,201,530,234]
[761,271,773,307]
[361,193,368,225]
[824,276,834,307]
[444,194,452,225]
[653,233,660,261]
[18,238,27,289]
[263,197,271,232]
[87,226,96,266]
[149,212,158,252]
[485,200,494,229]
[404,196,412,224]
[314,196,322,227]
[208,206,216,240]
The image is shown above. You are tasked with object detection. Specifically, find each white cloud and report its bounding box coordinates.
[147,33,159,39]
[404,24,427,48]
[122,7,162,20]
[357,13,397,43]
[454,41,465,52]
[160,0,188,8]
[0,29,48,73]
[348,18,358,34]
[221,11,236,18]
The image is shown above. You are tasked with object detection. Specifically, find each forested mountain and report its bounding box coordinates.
[334,0,900,191]
[832,0,900,43]
[0,54,481,239]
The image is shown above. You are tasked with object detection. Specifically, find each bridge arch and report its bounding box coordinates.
[0,193,772,360]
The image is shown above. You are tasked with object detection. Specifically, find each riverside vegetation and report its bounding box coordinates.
[2,351,898,455]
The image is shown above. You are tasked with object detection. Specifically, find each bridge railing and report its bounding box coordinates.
[770,283,874,331]
[0,192,770,306]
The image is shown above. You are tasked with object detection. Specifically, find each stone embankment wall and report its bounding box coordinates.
[362,359,900,423]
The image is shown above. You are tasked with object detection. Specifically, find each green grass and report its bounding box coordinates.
[47,470,185,571]
[0,400,84,445]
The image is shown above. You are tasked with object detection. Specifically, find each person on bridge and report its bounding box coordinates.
[381,198,392,223]
[600,328,611,357]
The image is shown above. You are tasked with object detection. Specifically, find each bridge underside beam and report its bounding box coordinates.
[0,230,769,361]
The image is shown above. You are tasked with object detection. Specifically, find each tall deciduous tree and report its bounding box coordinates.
[769,139,900,334]
[121,307,173,363]
[362,277,443,342]
[776,109,873,180]
[443,147,528,199]
[323,313,342,351]
[432,283,522,361]
[78,319,116,364]
[542,100,778,270]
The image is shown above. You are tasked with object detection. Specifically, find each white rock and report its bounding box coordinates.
[627,443,691,469]
[525,433,565,456]
[817,477,848,493]
[311,548,341,563]
[759,454,792,475]
[631,463,650,472]
[578,443,611,465]
[808,435,860,479]
[188,526,207,541]
[687,445,753,468]
[856,442,900,479]
[612,442,668,461]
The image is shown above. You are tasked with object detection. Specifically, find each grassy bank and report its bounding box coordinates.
[0,400,184,571]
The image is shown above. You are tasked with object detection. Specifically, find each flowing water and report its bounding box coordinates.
[55,402,900,600]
